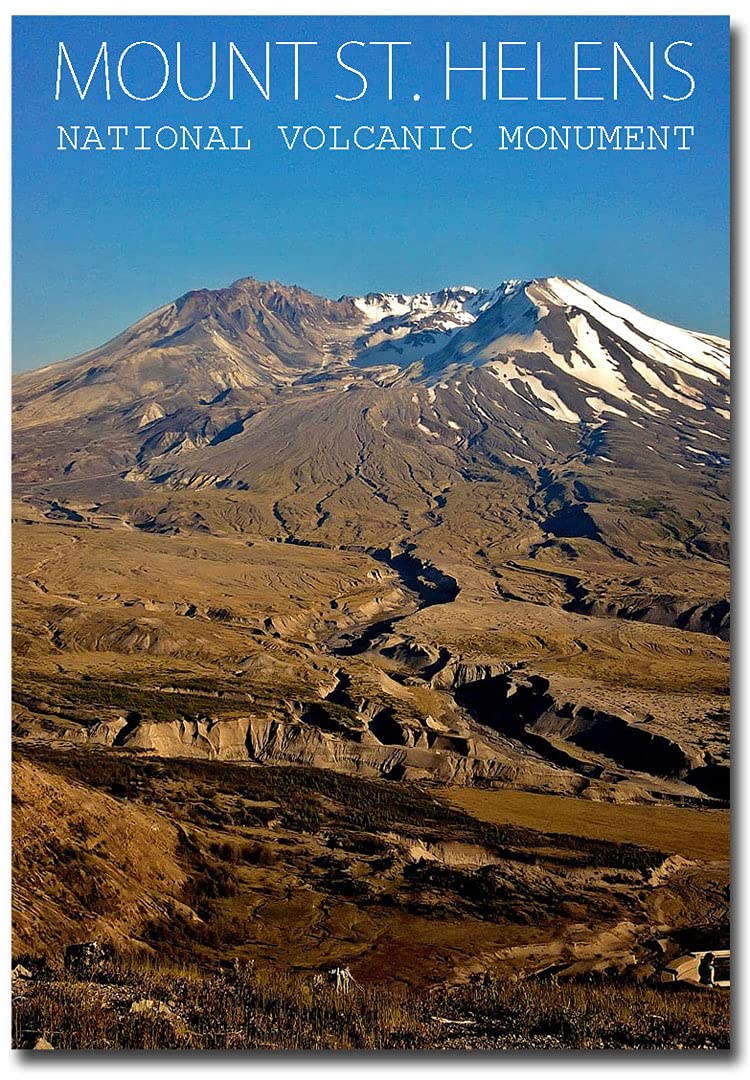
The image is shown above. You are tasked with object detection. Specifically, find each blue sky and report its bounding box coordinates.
[12,15,729,372]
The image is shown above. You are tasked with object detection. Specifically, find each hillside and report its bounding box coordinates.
[12,273,730,1017]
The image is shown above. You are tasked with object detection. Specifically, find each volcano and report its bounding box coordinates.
[12,274,730,798]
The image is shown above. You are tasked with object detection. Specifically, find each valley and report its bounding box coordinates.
[11,273,730,1045]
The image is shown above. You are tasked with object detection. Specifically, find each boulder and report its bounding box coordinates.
[129,999,188,1037]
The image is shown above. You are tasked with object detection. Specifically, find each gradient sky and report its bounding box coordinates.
[12,15,729,372]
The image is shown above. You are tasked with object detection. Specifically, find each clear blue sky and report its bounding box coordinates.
[12,15,729,372]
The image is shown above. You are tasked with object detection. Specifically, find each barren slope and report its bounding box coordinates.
[13,274,729,802]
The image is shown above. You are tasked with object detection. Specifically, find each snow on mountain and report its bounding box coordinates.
[349,283,521,366]
[12,274,730,487]
[351,284,511,326]
[540,278,729,378]
[385,277,732,427]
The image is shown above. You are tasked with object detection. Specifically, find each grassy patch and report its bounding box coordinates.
[446,787,730,862]
[12,956,729,1050]
[15,742,664,871]
[13,674,250,722]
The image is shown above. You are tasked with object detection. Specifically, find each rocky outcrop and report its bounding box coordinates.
[431,659,514,691]
[82,709,525,786]
[453,669,725,797]
[571,595,730,641]
[534,704,703,779]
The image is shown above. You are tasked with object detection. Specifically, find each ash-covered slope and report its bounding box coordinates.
[12,273,731,797]
[13,278,367,430]
[13,274,729,474]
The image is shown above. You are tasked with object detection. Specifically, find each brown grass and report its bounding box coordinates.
[12,956,729,1050]
[444,787,730,862]
[14,743,679,990]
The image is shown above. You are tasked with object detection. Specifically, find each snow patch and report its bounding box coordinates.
[585,396,627,418]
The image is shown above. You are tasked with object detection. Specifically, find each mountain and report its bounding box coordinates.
[13,275,729,476]
[12,275,729,803]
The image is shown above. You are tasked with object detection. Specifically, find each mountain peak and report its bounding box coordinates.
[12,272,730,459]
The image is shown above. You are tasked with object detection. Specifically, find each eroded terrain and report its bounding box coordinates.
[12,276,730,1018]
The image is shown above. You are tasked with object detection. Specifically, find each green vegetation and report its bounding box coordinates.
[13,672,365,740]
[447,787,730,862]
